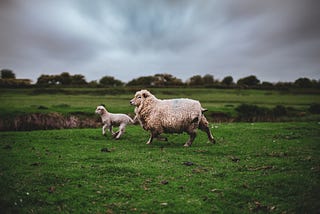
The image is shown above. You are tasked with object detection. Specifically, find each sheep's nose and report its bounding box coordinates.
[130,100,134,105]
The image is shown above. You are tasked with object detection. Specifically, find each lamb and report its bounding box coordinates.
[130,90,215,146]
[95,105,134,139]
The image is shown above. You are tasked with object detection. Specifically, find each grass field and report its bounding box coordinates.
[1,88,319,117]
[1,122,320,213]
[0,87,320,213]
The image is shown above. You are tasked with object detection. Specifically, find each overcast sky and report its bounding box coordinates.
[1,0,319,83]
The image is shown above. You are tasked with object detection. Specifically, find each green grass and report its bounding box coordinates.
[1,122,319,213]
[1,88,319,117]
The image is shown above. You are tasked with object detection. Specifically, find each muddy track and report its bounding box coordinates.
[0,113,101,131]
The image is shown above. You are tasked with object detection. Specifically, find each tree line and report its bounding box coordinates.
[1,69,320,89]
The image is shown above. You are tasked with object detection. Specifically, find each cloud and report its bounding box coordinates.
[0,0,319,83]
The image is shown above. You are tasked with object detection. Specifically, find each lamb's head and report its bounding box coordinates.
[130,90,154,107]
[95,105,107,115]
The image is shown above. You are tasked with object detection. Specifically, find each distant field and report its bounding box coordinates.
[1,88,319,117]
[0,122,319,213]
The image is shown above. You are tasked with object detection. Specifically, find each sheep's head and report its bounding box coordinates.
[130,90,152,107]
[95,105,107,115]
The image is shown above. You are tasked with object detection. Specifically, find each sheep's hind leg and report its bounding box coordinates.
[184,131,196,147]
[199,115,216,144]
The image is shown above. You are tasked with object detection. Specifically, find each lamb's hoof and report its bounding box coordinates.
[183,143,191,147]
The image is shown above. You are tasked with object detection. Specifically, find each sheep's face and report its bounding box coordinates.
[130,90,151,107]
[95,106,106,115]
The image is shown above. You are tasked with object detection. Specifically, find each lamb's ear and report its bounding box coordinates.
[142,91,149,98]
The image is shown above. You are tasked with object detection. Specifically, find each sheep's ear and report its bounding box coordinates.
[201,108,208,113]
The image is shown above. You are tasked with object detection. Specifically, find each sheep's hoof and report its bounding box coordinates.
[112,132,119,138]
[210,138,216,144]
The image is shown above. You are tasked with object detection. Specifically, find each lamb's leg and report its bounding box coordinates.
[109,126,115,135]
[184,131,196,147]
[102,124,108,135]
[115,124,126,140]
[110,126,119,138]
[199,115,215,144]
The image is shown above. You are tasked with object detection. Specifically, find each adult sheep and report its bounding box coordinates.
[130,90,215,146]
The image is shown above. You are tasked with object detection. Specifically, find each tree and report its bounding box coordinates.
[99,76,124,87]
[261,81,274,89]
[221,76,234,86]
[1,69,16,79]
[188,75,203,86]
[71,74,87,85]
[203,74,214,85]
[237,75,260,87]
[127,76,156,86]
[153,73,183,86]
[37,75,54,86]
[59,72,72,85]
[294,77,313,88]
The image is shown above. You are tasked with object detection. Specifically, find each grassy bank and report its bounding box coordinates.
[1,122,319,213]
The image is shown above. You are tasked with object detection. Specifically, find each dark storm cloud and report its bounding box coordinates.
[0,0,319,82]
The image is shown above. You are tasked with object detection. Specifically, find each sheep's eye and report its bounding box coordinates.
[137,96,141,99]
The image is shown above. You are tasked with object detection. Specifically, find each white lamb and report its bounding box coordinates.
[130,90,215,146]
[95,105,134,139]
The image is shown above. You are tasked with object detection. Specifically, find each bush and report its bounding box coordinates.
[309,103,320,114]
[235,104,290,121]
[235,104,270,122]
[273,105,287,117]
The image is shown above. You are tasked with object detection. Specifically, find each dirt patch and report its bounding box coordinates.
[0,113,100,131]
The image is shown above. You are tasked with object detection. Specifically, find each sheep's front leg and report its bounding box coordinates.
[146,132,154,145]
[184,131,197,147]
[133,115,138,123]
